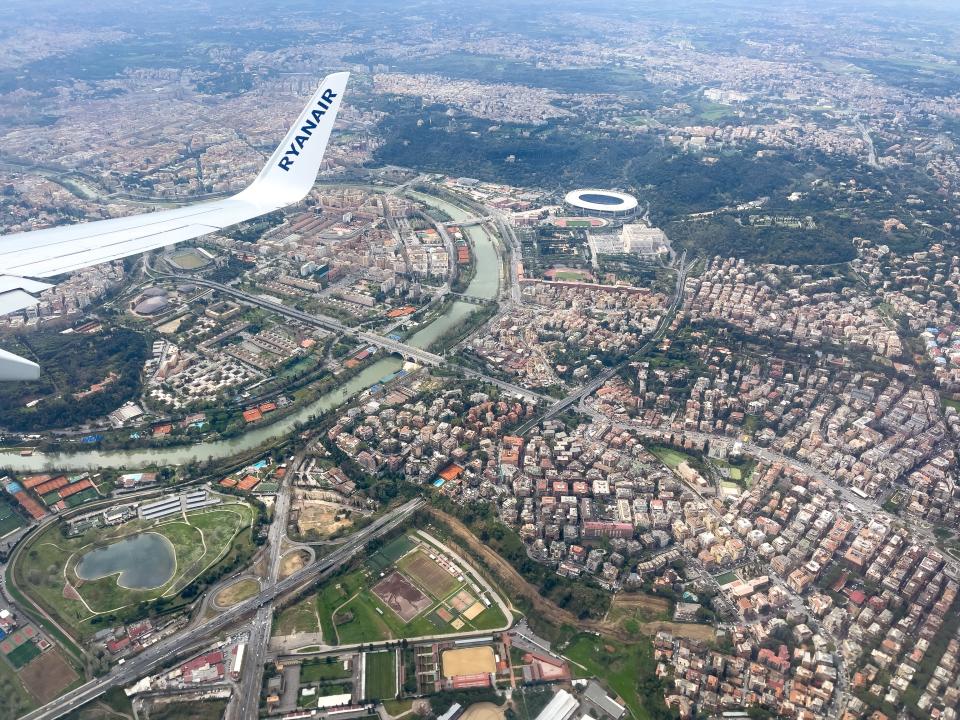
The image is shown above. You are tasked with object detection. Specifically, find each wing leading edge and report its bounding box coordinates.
[0,71,349,381]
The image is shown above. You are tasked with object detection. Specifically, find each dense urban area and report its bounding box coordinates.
[1,2,960,720]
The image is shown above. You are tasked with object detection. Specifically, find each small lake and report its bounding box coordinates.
[75,532,176,590]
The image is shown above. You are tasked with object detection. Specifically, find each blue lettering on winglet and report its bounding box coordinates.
[277,88,338,171]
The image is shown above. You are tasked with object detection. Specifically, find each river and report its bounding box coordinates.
[1,190,501,472]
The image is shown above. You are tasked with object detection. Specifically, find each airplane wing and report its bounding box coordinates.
[0,71,349,381]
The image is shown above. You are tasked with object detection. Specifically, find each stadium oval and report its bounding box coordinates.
[563,189,639,217]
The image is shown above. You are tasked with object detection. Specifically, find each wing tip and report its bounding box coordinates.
[0,348,40,382]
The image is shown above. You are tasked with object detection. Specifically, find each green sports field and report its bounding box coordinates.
[364,651,396,700]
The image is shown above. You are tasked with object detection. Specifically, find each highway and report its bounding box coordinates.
[157,275,444,367]
[459,368,553,403]
[19,498,425,720]
[232,452,296,720]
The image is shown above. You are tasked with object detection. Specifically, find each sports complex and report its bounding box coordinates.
[563,189,639,219]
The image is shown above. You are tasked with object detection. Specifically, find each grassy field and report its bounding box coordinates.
[14,500,254,637]
[321,565,506,645]
[148,699,229,720]
[168,248,211,270]
[301,658,352,683]
[383,699,414,717]
[564,635,665,720]
[648,445,695,470]
[364,651,397,700]
[0,497,25,538]
[396,548,460,598]
[0,653,34,720]
[277,535,507,646]
[5,641,41,669]
[275,595,321,636]
[214,578,260,607]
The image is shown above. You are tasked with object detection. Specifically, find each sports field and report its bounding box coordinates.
[364,651,397,699]
[461,703,505,720]
[371,572,432,622]
[397,548,459,598]
[277,534,508,646]
[441,646,496,678]
[167,248,211,270]
[18,650,78,702]
[0,498,25,537]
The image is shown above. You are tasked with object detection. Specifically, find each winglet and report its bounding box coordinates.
[0,347,39,381]
[240,72,350,209]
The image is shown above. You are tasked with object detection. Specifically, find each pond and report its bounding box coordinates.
[75,532,176,590]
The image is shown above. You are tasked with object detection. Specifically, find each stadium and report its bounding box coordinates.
[563,189,639,219]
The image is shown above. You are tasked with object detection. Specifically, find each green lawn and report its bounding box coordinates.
[276,595,321,636]
[648,446,695,470]
[465,603,508,631]
[396,549,460,599]
[564,634,668,720]
[301,658,352,683]
[0,499,25,538]
[5,642,41,669]
[0,655,34,720]
[13,500,254,637]
[383,699,413,717]
[364,651,397,700]
[295,537,509,645]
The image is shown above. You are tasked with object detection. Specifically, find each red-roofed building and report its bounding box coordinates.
[243,408,262,423]
[106,636,130,654]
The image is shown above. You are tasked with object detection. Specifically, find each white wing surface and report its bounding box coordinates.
[0,71,349,381]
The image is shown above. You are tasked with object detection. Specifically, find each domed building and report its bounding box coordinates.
[563,189,639,219]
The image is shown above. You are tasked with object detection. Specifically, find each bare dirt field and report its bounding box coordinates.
[371,571,432,622]
[461,703,505,720]
[279,550,310,579]
[19,650,79,703]
[441,646,497,678]
[295,500,354,538]
[450,589,475,612]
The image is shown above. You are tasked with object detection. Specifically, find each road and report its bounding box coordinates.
[458,368,553,403]
[232,447,297,720]
[19,498,424,720]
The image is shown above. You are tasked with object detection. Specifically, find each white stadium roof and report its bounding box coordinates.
[564,188,638,213]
